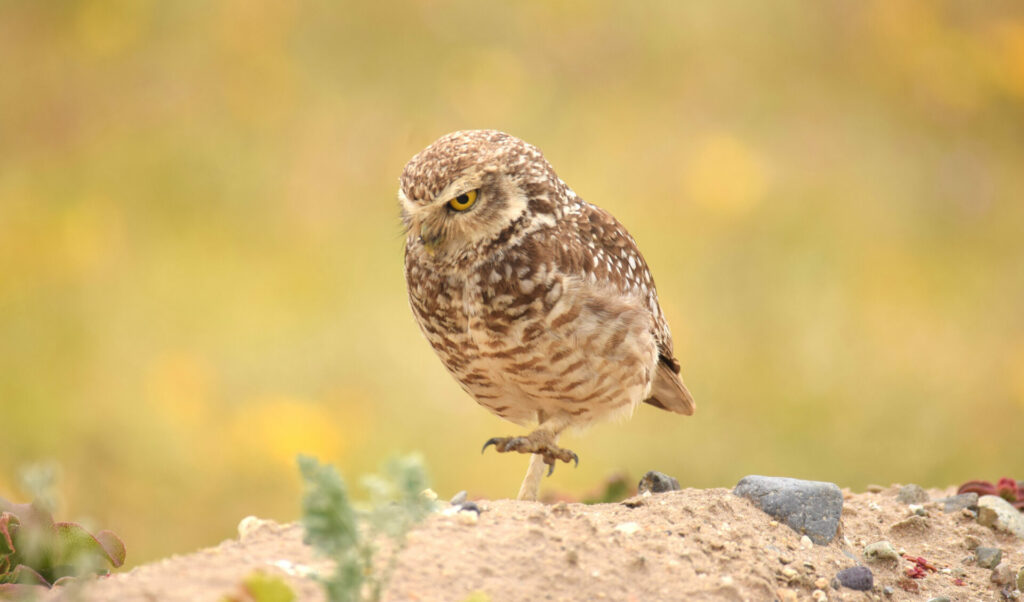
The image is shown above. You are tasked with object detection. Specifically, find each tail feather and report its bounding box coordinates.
[643,357,695,416]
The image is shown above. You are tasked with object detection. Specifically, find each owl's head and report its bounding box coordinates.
[398,130,561,260]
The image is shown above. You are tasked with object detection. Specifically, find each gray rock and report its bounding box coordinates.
[733,475,843,544]
[897,484,929,504]
[449,490,468,506]
[977,495,1024,538]
[976,546,1002,569]
[638,471,680,494]
[936,492,978,513]
[882,586,894,597]
[835,566,873,591]
[863,540,899,562]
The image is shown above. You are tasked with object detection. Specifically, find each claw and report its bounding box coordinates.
[481,437,502,454]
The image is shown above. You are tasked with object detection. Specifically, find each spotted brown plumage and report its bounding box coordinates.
[399,130,695,501]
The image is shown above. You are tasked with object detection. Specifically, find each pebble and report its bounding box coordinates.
[883,586,894,597]
[733,475,843,544]
[781,567,799,580]
[811,589,827,602]
[992,564,1015,586]
[800,535,813,550]
[835,566,873,591]
[637,471,681,494]
[459,501,481,515]
[863,540,899,562]
[456,510,478,525]
[866,484,885,493]
[936,492,978,513]
[977,495,1024,538]
[814,577,828,589]
[897,484,929,504]
[963,535,982,550]
[449,490,468,506]
[926,598,950,602]
[908,503,927,516]
[776,588,798,602]
[614,522,641,535]
[976,546,1003,569]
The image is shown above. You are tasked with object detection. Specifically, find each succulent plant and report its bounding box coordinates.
[0,496,125,596]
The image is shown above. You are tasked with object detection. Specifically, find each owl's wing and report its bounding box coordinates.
[566,201,695,416]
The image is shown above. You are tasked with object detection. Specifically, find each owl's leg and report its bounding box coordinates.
[481,411,577,501]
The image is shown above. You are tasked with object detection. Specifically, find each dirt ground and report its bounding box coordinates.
[40,484,1024,601]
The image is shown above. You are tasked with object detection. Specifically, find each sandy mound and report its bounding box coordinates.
[44,485,1023,601]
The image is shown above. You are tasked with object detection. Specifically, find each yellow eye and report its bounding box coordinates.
[448,189,478,212]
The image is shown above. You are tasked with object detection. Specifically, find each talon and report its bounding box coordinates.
[482,437,502,454]
[546,459,555,477]
[570,451,579,468]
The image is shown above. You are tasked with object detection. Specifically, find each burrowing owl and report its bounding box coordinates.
[399,130,695,501]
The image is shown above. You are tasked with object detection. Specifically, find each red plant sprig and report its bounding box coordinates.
[957,477,1024,511]
[902,554,938,579]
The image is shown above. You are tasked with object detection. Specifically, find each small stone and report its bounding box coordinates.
[420,488,438,501]
[733,475,843,544]
[936,492,978,513]
[866,484,885,493]
[992,564,1015,586]
[952,567,968,579]
[456,510,478,525]
[926,598,951,602]
[614,522,641,535]
[897,484,929,504]
[776,588,798,602]
[565,549,579,565]
[459,501,481,515]
[963,535,981,550]
[976,546,1003,569]
[638,471,681,494]
[863,540,900,562]
[908,503,927,516]
[781,567,799,580]
[883,586,894,597]
[814,577,829,589]
[800,535,814,550]
[977,495,1024,538]
[778,553,794,565]
[836,566,873,591]
[449,490,467,505]
[811,589,827,602]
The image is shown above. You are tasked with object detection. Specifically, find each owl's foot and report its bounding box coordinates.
[482,433,579,476]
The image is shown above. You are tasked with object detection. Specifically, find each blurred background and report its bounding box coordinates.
[2,0,1024,567]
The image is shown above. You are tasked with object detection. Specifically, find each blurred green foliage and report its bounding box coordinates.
[2,0,1023,566]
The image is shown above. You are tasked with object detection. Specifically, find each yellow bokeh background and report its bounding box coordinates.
[2,0,1024,566]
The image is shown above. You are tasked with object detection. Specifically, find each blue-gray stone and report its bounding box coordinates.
[733,475,843,544]
[836,566,873,591]
[638,471,681,494]
[975,546,1002,569]
[935,492,978,513]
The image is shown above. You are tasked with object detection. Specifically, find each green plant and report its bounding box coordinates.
[0,497,126,596]
[298,454,433,602]
[222,571,297,602]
